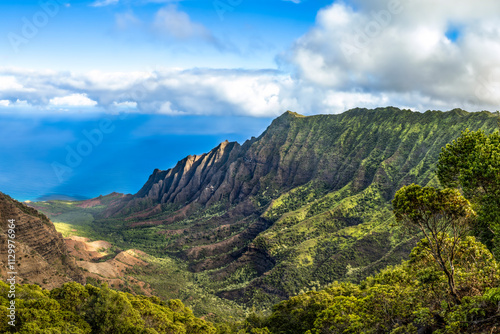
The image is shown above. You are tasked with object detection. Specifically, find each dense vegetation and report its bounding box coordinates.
[437,129,500,256]
[225,236,500,333]
[219,127,500,333]
[0,281,216,333]
[27,108,500,331]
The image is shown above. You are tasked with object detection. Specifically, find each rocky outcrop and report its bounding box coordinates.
[130,112,301,210]
[0,192,84,288]
[136,140,244,205]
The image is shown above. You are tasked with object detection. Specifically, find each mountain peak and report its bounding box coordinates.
[282,110,304,118]
[266,110,305,131]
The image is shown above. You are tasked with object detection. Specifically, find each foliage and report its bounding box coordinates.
[437,129,500,256]
[0,281,216,334]
[229,237,500,333]
[393,184,476,303]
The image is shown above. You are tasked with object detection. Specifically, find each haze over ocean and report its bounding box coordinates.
[0,113,271,201]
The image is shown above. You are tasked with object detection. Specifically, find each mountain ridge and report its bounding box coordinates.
[0,192,84,288]
[130,107,499,211]
[30,107,500,311]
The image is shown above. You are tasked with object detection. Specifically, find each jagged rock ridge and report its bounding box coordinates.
[0,192,84,288]
[113,108,499,303]
[127,108,499,212]
[38,107,500,306]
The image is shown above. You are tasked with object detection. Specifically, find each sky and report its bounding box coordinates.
[1,0,500,200]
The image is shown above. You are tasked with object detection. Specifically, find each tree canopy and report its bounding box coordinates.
[437,129,500,255]
[392,184,475,303]
[0,282,216,334]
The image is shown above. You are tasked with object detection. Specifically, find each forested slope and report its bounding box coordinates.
[32,108,500,314]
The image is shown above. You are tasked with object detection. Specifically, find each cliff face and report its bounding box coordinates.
[0,192,83,288]
[128,108,499,212]
[41,107,500,306]
[121,112,304,213]
[135,140,245,206]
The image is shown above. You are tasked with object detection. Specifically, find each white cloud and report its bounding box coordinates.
[0,99,31,109]
[90,0,119,7]
[0,67,292,116]
[285,0,500,110]
[115,11,141,30]
[158,101,182,115]
[152,5,222,48]
[0,76,26,91]
[321,91,389,111]
[14,99,30,106]
[49,94,98,107]
[0,62,499,117]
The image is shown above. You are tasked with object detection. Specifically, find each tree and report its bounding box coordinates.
[392,184,476,304]
[437,129,500,255]
[82,284,145,333]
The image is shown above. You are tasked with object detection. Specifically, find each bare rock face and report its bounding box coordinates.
[0,192,84,288]
[135,140,244,205]
[129,112,300,211]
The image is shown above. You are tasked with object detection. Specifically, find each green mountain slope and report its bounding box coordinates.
[32,107,500,315]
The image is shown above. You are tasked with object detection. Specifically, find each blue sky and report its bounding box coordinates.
[2,0,500,200]
[1,0,329,71]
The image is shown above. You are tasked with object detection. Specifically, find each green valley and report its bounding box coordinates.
[11,107,499,333]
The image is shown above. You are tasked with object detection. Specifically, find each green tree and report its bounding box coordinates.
[392,184,476,304]
[82,284,145,333]
[437,129,500,255]
[50,281,90,313]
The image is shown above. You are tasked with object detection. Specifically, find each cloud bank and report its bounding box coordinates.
[286,0,500,111]
[0,68,292,117]
[4,0,500,115]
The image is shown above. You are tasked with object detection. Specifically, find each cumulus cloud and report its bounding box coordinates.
[5,1,500,116]
[0,75,31,92]
[0,63,497,117]
[285,0,500,110]
[49,94,98,107]
[0,67,293,117]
